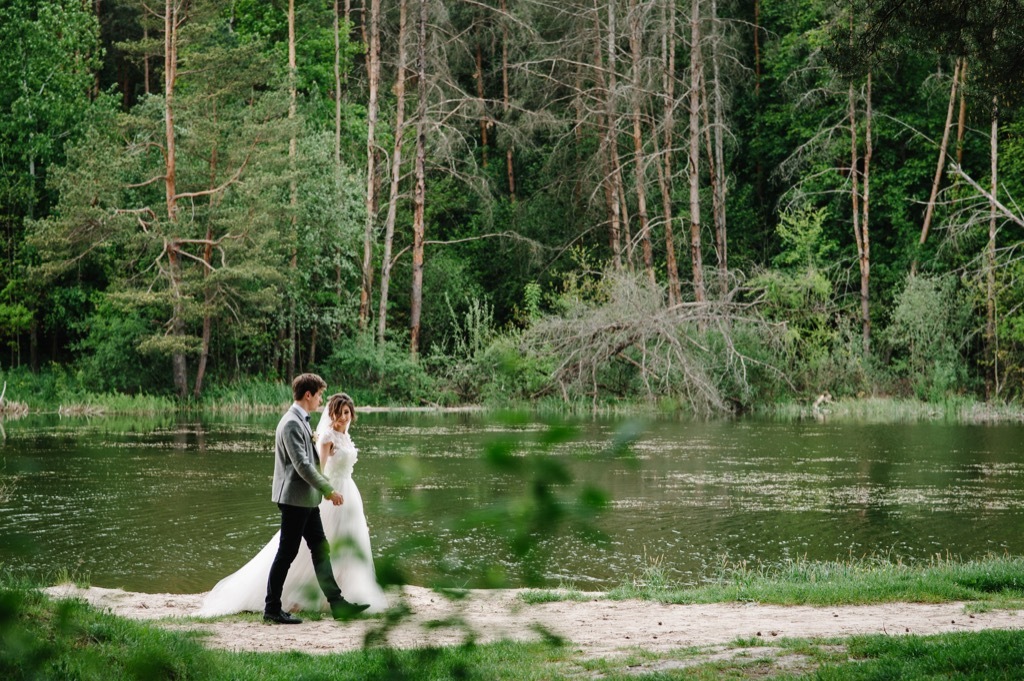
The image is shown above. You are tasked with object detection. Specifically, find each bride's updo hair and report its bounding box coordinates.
[326,392,356,422]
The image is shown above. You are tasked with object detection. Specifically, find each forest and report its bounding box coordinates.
[1,0,1023,412]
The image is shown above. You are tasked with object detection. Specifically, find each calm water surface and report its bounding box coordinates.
[2,412,1023,593]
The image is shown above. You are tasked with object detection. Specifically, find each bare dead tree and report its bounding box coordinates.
[987,93,999,398]
[776,5,876,355]
[628,0,655,285]
[359,0,382,332]
[708,0,727,296]
[285,0,303,375]
[657,0,681,306]
[956,59,968,165]
[522,270,790,413]
[931,158,1024,398]
[687,0,707,303]
[500,0,515,198]
[410,0,428,357]
[377,0,409,344]
[334,0,344,164]
[912,57,962,276]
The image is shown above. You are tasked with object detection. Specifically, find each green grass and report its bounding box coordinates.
[204,641,572,681]
[1,367,178,414]
[765,396,1024,424]
[1,577,216,680]
[1,575,573,680]
[7,362,1024,420]
[813,629,1024,680]
[6,564,1024,680]
[56,393,178,415]
[600,553,1024,607]
[199,377,291,412]
[520,583,595,604]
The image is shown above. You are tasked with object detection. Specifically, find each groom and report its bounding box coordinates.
[264,372,370,624]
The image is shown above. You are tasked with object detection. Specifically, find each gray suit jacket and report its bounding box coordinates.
[271,404,335,507]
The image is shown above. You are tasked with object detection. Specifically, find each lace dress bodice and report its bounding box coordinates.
[321,428,358,482]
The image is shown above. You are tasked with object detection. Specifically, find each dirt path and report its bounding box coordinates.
[43,584,1024,659]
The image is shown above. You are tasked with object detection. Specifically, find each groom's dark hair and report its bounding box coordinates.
[292,373,327,400]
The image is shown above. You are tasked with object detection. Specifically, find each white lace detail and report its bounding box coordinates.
[322,428,358,480]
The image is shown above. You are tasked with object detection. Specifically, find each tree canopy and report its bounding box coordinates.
[2,0,1023,409]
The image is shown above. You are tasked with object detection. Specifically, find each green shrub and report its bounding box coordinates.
[71,295,172,396]
[317,336,436,406]
[883,274,972,401]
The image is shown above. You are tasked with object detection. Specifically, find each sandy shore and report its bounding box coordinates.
[42,584,1024,659]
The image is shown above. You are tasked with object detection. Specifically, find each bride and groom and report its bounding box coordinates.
[198,373,388,623]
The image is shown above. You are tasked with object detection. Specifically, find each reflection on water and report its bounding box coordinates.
[2,412,1024,593]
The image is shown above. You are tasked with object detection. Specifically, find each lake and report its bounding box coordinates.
[2,411,1023,594]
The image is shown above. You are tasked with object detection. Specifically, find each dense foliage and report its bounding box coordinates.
[2,0,1023,411]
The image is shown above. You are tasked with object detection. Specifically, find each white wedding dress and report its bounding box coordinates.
[197,423,388,616]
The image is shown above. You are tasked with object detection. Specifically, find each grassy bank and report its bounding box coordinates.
[764,396,1024,424]
[594,553,1024,608]
[6,364,1024,421]
[5,554,1024,680]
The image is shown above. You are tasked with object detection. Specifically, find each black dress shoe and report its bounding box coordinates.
[330,599,371,620]
[263,610,303,624]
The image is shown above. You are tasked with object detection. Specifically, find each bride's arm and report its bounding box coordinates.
[319,440,334,472]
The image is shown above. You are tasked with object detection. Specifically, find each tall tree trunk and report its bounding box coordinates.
[699,62,719,288]
[501,0,515,199]
[687,0,706,303]
[143,24,151,95]
[359,0,381,331]
[332,0,345,348]
[164,0,187,398]
[334,0,343,165]
[287,0,298,377]
[164,5,179,227]
[163,1,178,231]
[195,285,212,397]
[606,0,625,270]
[986,94,999,399]
[709,0,727,296]
[753,0,761,96]
[753,0,764,209]
[849,81,870,354]
[194,110,219,399]
[593,0,621,269]
[358,0,368,46]
[476,41,488,168]
[29,320,38,373]
[912,57,961,275]
[410,0,428,358]
[956,59,968,165]
[378,0,409,344]
[659,0,681,306]
[616,157,633,267]
[861,70,872,350]
[168,246,188,397]
[629,0,655,286]
[93,0,102,98]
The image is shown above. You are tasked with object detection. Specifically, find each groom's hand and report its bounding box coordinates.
[328,491,344,506]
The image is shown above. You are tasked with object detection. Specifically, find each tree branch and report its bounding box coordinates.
[951,164,1024,229]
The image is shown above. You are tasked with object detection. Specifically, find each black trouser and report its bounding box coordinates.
[265,503,342,614]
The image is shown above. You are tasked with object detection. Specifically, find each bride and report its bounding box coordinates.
[198,393,388,616]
